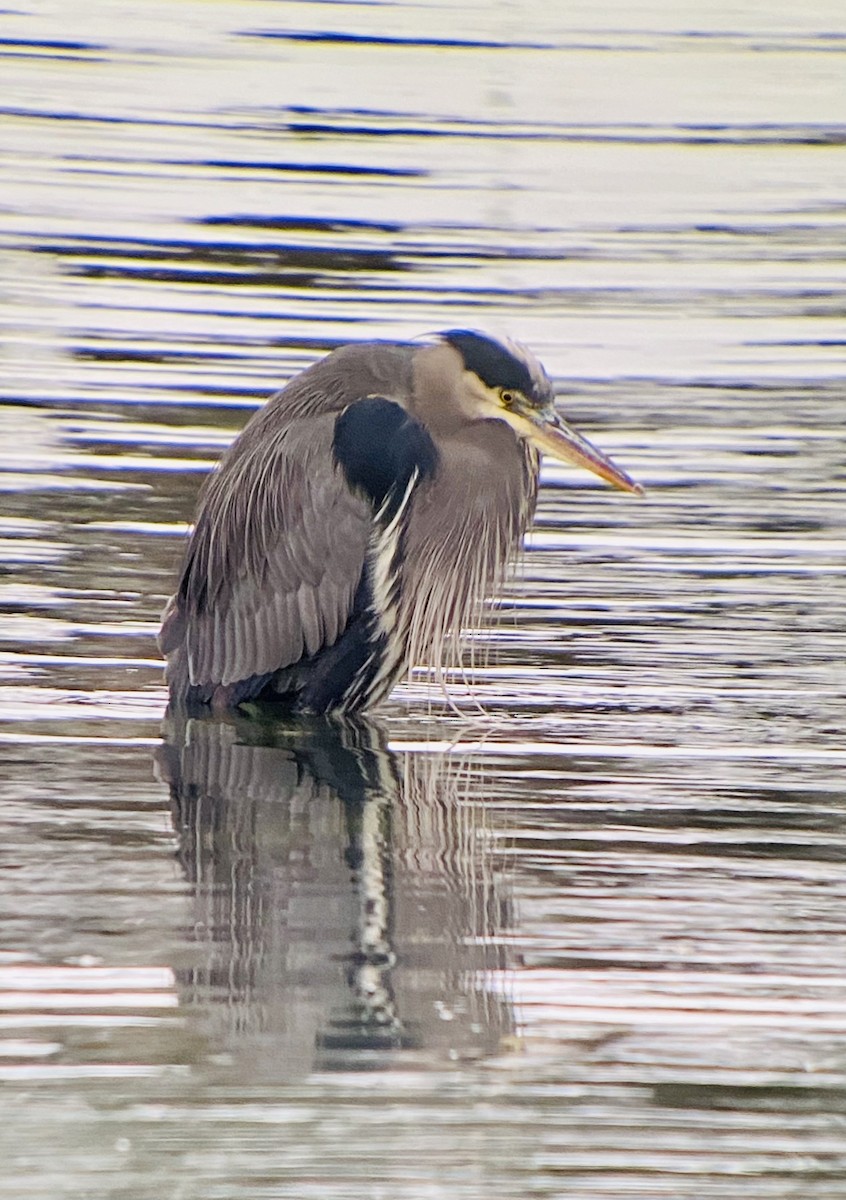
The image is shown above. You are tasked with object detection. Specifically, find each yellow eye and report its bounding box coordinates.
[500,389,515,408]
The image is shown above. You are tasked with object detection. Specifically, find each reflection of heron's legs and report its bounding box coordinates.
[341,787,402,1042]
[157,711,514,1072]
[311,723,409,1050]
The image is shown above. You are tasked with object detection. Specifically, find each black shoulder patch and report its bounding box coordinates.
[333,396,439,510]
[443,329,535,394]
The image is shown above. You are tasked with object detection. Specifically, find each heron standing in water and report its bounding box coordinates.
[159,330,641,713]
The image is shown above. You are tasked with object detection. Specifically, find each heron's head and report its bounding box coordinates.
[439,329,642,495]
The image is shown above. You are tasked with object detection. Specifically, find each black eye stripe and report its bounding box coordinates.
[443,330,536,395]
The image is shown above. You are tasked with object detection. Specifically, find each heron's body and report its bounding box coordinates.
[159,332,640,713]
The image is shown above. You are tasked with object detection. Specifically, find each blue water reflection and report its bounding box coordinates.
[1,0,845,1195]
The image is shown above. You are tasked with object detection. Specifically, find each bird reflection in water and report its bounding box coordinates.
[156,712,515,1078]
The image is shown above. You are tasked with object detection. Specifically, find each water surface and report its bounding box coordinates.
[1,1,845,1196]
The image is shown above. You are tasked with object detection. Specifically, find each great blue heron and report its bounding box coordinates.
[159,330,641,714]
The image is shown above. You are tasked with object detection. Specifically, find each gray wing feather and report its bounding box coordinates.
[160,341,417,699]
[162,410,371,695]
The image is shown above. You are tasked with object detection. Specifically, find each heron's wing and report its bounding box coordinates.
[159,410,372,699]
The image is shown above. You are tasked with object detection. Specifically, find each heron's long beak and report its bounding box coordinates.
[520,407,644,495]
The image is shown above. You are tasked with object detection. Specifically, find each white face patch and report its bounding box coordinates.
[460,370,507,419]
[460,370,550,432]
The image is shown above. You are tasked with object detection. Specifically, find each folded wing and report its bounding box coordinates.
[159,409,372,706]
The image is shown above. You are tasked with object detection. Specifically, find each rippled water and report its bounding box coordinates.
[1,1,845,1196]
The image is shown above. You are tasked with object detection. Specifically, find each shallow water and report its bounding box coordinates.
[1,1,845,1196]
